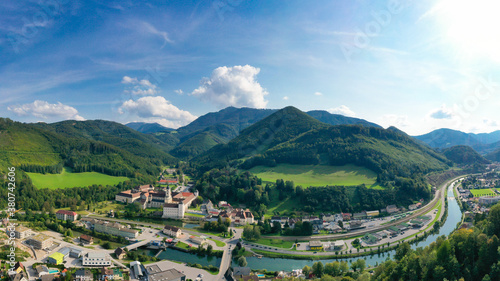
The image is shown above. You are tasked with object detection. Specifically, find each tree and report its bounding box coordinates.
[340,261,349,275]
[312,262,324,277]
[207,244,213,255]
[351,259,366,272]
[395,242,411,261]
[237,256,247,267]
[338,221,343,228]
[302,265,311,278]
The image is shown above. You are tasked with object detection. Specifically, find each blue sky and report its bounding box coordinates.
[2,0,500,135]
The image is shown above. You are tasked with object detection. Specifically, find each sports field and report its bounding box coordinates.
[248,164,378,187]
[27,167,129,189]
[470,188,497,197]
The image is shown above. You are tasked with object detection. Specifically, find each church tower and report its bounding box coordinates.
[165,187,172,203]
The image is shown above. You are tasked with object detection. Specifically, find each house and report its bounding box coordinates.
[101,267,114,280]
[75,269,93,281]
[163,225,182,238]
[48,252,64,265]
[13,262,24,274]
[188,235,206,245]
[80,234,94,244]
[93,219,138,238]
[386,205,399,214]
[479,196,500,205]
[115,190,142,204]
[35,265,49,277]
[56,210,79,221]
[353,211,367,220]
[10,271,28,281]
[29,233,53,249]
[82,252,111,267]
[115,248,126,259]
[200,200,214,214]
[366,210,380,217]
[342,213,352,221]
[144,263,186,281]
[40,274,55,281]
[324,223,342,233]
[309,241,323,251]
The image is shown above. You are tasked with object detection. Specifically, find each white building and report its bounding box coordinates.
[82,252,111,267]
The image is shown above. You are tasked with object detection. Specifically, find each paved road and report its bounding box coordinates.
[216,227,243,280]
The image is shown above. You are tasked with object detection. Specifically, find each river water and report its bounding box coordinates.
[143,181,462,271]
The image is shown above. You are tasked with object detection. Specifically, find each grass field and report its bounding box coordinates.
[248,164,378,188]
[251,238,296,249]
[470,188,497,197]
[27,167,130,189]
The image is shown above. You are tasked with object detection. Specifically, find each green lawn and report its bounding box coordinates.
[27,167,130,189]
[248,164,378,188]
[251,238,296,249]
[207,238,226,247]
[470,188,497,197]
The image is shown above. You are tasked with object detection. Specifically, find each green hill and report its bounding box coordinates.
[0,118,176,180]
[194,106,329,169]
[442,145,490,165]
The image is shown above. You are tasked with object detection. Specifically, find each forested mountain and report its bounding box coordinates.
[125,122,173,133]
[194,106,330,169]
[151,106,383,159]
[0,118,175,179]
[415,128,500,154]
[442,145,490,165]
[307,110,381,128]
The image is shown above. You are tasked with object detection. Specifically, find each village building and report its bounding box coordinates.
[82,252,112,267]
[29,233,53,250]
[163,225,182,238]
[55,210,78,221]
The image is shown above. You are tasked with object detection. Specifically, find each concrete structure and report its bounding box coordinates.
[366,210,380,217]
[162,188,197,219]
[163,225,182,238]
[9,225,32,239]
[115,190,141,204]
[478,196,500,205]
[309,241,323,251]
[130,261,144,279]
[82,252,112,267]
[144,264,186,281]
[386,205,399,214]
[55,210,78,221]
[48,252,64,265]
[29,233,53,250]
[93,219,138,238]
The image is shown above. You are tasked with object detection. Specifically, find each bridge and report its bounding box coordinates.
[123,239,149,250]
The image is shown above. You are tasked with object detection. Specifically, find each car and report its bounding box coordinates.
[313,251,317,254]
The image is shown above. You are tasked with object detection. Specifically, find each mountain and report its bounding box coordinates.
[126,122,173,134]
[194,106,329,169]
[195,106,449,175]
[442,145,490,165]
[415,128,500,154]
[171,106,382,159]
[0,118,176,180]
[306,110,381,128]
[176,106,277,139]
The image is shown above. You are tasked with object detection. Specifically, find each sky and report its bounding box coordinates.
[2,0,500,135]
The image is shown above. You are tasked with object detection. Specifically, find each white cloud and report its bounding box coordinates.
[314,92,322,96]
[121,76,157,95]
[191,65,269,108]
[381,114,410,128]
[283,96,289,100]
[8,100,85,121]
[429,104,454,119]
[327,105,356,117]
[138,21,173,48]
[174,89,184,95]
[118,96,196,128]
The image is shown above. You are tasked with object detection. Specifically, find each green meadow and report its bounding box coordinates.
[470,188,497,197]
[248,164,378,188]
[27,167,129,189]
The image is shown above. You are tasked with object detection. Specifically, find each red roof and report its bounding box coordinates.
[158,179,167,183]
[56,210,78,216]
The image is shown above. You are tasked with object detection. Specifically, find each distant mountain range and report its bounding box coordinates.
[126,106,382,159]
[414,128,500,155]
[125,122,173,134]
